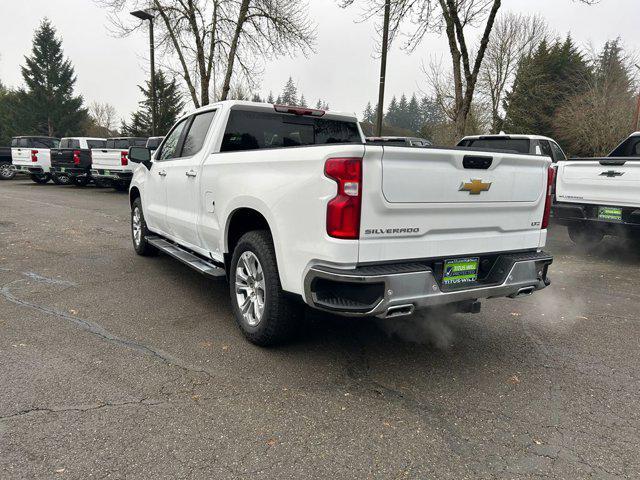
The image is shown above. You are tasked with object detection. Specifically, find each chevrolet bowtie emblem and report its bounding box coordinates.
[600,170,624,177]
[459,179,492,195]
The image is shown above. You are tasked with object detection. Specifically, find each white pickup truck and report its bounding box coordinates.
[127,101,554,345]
[554,132,640,246]
[91,137,148,190]
[11,136,61,184]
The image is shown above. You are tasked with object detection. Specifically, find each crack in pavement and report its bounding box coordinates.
[0,270,219,383]
[0,398,166,421]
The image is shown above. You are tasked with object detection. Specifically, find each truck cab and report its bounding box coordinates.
[458,133,567,163]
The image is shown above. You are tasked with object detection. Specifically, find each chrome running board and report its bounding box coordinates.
[146,236,226,278]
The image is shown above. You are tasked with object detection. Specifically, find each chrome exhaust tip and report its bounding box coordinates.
[385,304,415,318]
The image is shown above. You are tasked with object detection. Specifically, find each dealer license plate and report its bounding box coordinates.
[443,257,479,286]
[598,206,622,222]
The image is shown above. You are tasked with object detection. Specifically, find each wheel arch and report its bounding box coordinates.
[129,186,141,207]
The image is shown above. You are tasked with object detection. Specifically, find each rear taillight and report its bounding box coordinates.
[73,150,81,165]
[541,166,555,229]
[120,150,128,166]
[31,150,38,162]
[325,157,362,239]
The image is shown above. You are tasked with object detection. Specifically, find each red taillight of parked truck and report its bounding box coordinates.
[73,150,81,165]
[120,151,128,166]
[31,150,38,162]
[325,157,362,240]
[542,166,555,229]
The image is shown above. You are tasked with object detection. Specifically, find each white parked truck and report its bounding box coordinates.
[553,132,640,246]
[91,137,148,191]
[11,136,61,184]
[127,101,554,345]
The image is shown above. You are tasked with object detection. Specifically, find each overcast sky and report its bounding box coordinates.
[1,0,638,123]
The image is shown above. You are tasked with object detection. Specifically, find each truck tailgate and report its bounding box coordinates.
[91,149,126,170]
[556,159,640,208]
[11,148,51,169]
[359,146,549,263]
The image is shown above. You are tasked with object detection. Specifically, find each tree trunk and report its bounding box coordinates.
[220,0,250,101]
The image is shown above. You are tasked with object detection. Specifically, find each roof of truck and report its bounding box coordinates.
[61,137,106,141]
[183,100,358,123]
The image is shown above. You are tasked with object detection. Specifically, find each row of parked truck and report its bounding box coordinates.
[2,135,163,190]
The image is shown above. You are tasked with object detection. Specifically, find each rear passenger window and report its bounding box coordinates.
[539,140,553,159]
[221,110,361,152]
[181,110,216,157]
[550,142,566,162]
[157,119,188,161]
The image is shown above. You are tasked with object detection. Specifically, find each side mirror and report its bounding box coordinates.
[129,146,152,169]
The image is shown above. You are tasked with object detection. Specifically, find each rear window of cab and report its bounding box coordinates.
[221,110,361,152]
[459,138,530,154]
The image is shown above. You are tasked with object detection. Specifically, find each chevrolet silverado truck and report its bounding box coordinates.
[553,132,640,246]
[127,101,554,346]
[11,136,60,183]
[91,137,147,191]
[0,147,16,180]
[50,137,106,186]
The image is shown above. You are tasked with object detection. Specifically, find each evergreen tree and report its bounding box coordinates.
[385,96,399,127]
[0,82,20,145]
[504,36,591,137]
[397,94,409,130]
[251,93,262,103]
[267,91,275,103]
[299,93,307,107]
[15,19,87,137]
[276,95,283,104]
[362,102,374,123]
[281,77,298,105]
[122,70,184,136]
[407,94,421,133]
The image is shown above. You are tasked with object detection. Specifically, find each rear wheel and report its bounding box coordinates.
[52,173,71,185]
[568,224,604,247]
[229,230,302,346]
[30,174,50,184]
[72,176,89,187]
[131,198,157,256]
[0,163,15,180]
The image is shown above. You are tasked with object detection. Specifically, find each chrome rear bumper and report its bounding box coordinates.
[303,251,552,318]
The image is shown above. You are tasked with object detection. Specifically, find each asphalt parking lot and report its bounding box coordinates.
[1,178,639,479]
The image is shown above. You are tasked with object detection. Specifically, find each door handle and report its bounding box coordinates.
[185,169,197,178]
[158,170,167,177]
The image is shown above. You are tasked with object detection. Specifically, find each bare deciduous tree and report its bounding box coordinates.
[479,12,547,132]
[343,0,598,137]
[99,0,315,108]
[88,101,118,136]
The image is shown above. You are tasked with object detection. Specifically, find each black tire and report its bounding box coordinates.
[131,198,157,256]
[114,182,129,192]
[568,224,604,247]
[72,176,89,187]
[0,163,16,180]
[30,173,50,184]
[52,173,71,185]
[229,230,302,346]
